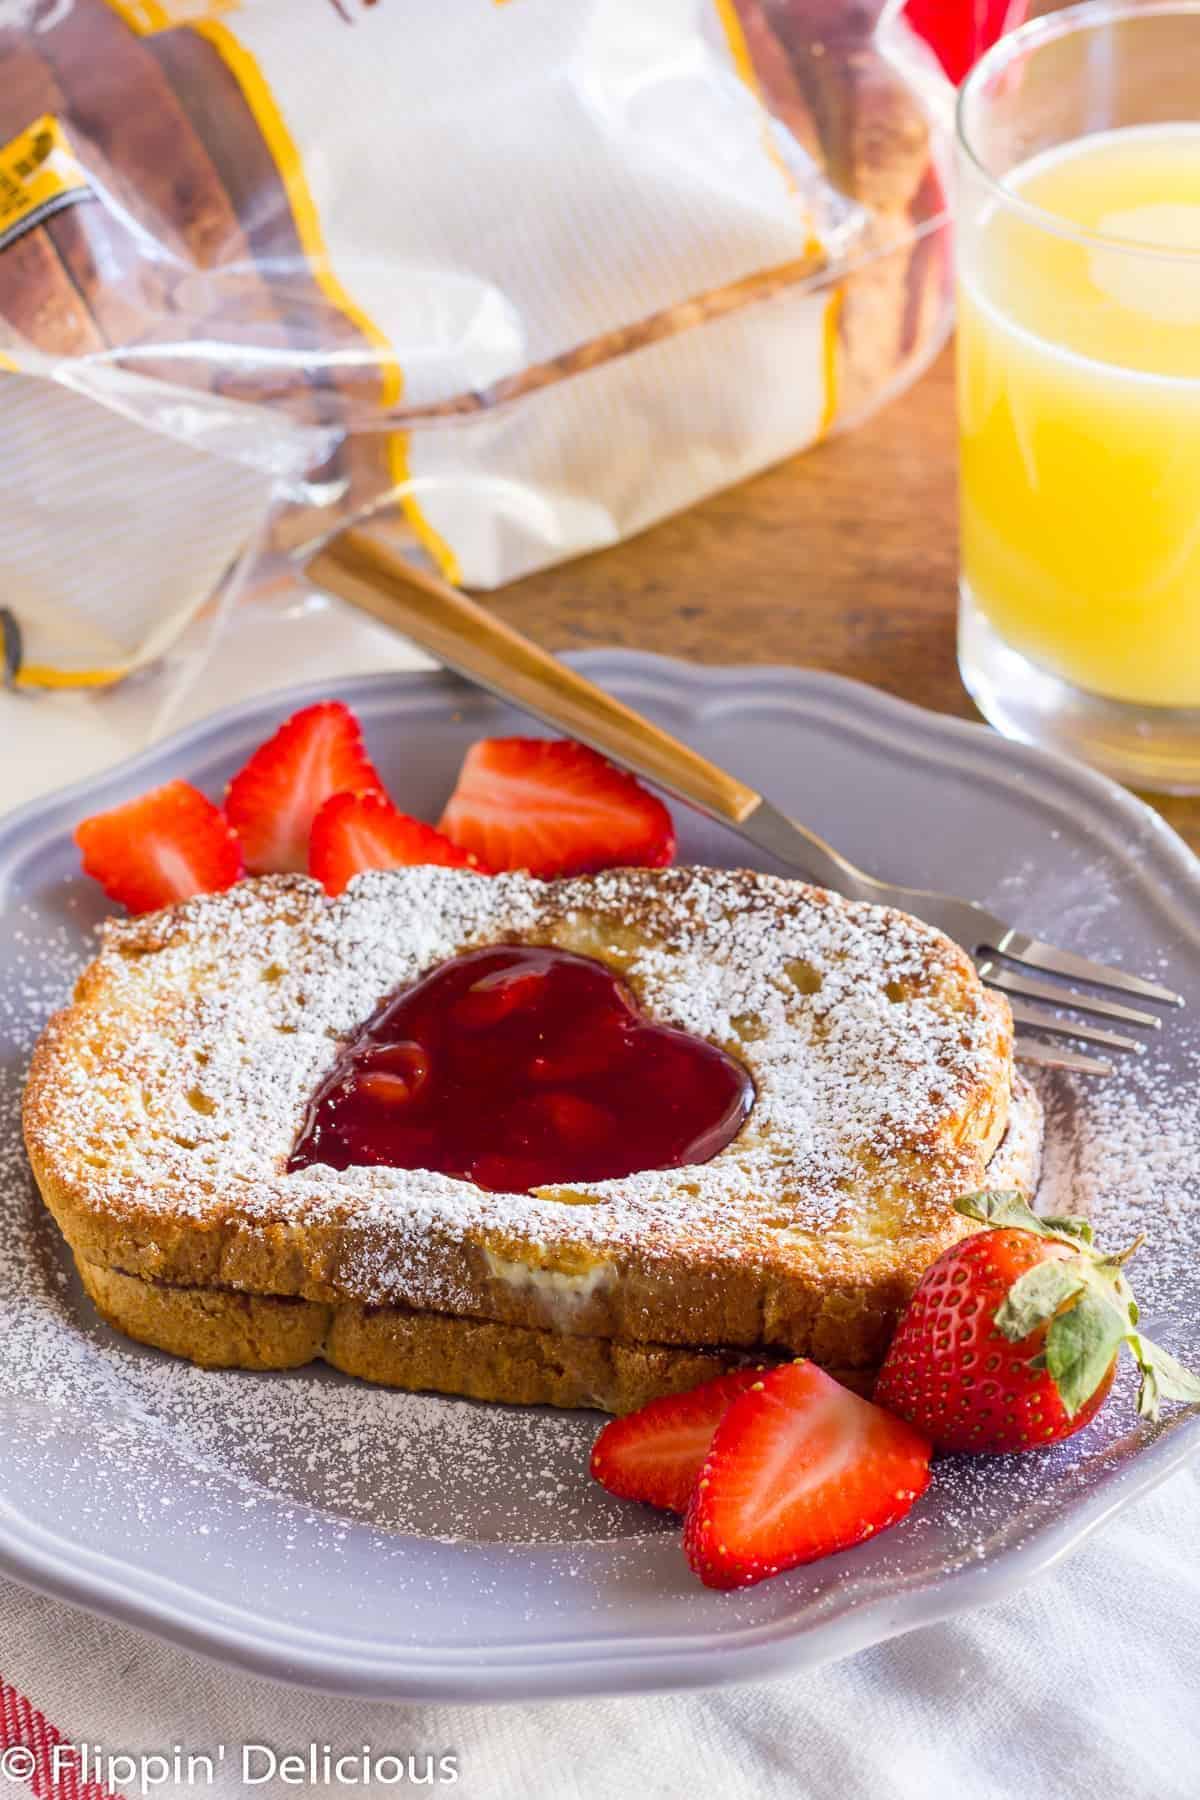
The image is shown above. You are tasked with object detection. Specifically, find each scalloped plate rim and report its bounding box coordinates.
[0,651,1197,1702]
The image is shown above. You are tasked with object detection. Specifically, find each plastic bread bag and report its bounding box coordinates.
[0,0,1024,698]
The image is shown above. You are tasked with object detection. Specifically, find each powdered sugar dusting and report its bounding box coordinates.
[1036,1051,1200,1334]
[1,872,1197,1555]
[0,908,644,1545]
[27,866,1009,1310]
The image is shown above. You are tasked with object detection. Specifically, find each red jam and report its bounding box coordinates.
[288,944,753,1192]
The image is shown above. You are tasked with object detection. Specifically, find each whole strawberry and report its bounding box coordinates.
[875,1191,1200,1453]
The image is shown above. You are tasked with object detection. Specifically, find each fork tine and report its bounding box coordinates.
[1015,1039,1113,1077]
[1006,998,1145,1054]
[978,961,1163,1027]
[989,930,1183,1007]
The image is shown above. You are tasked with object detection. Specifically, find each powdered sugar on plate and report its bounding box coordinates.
[2,870,1197,1551]
[5,664,1200,1698]
[0,907,642,1545]
[1037,1050,1200,1336]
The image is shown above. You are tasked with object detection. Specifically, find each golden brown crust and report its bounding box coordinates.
[28,1122,989,1367]
[72,1073,1040,1416]
[75,1255,880,1413]
[26,868,1026,1375]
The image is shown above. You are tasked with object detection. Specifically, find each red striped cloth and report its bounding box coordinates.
[0,1679,124,1800]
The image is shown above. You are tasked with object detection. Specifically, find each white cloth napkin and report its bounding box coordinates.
[2,604,1198,1798]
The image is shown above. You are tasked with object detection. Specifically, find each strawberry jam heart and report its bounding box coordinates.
[288,944,753,1192]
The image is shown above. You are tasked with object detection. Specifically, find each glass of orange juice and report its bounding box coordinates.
[956,2,1200,792]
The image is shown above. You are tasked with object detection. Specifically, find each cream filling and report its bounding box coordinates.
[482,1247,617,1324]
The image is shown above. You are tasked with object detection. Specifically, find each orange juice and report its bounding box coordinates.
[959,125,1200,708]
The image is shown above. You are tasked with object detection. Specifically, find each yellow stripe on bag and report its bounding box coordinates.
[712,0,761,97]
[104,2,242,31]
[102,2,460,582]
[190,21,399,406]
[13,663,130,690]
[712,0,808,220]
[102,1,173,30]
[191,20,460,583]
[818,288,843,441]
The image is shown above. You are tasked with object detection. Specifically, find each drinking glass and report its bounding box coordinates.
[956,2,1200,792]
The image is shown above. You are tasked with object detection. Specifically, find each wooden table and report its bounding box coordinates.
[491,343,1200,856]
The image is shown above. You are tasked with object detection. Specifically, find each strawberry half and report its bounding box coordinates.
[439,737,676,878]
[590,1367,770,1513]
[683,1361,932,1590]
[75,779,243,915]
[225,701,384,874]
[309,790,479,897]
[875,1190,1200,1453]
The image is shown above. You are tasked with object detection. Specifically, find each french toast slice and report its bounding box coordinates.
[26,865,1019,1378]
[67,1073,1041,1411]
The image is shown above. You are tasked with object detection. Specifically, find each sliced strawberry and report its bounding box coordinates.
[683,1361,932,1590]
[467,1152,545,1193]
[309,790,478,897]
[368,1039,433,1081]
[439,737,676,878]
[225,701,384,874]
[354,1042,432,1106]
[527,1011,634,1084]
[534,1091,616,1150]
[590,1368,771,1514]
[453,964,546,1031]
[75,779,243,915]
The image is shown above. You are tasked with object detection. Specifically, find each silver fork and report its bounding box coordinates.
[304,526,1184,1076]
[732,802,1179,1076]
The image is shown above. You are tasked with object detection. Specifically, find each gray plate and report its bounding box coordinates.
[1,652,1198,1703]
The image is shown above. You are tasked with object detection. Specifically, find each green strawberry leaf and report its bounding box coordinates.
[1044,1292,1128,1417]
[954,1191,1092,1248]
[1129,1334,1200,1420]
[1138,1362,1161,1421]
[956,1190,1037,1230]
[1143,1340,1200,1401]
[995,1260,1087,1342]
[1041,1215,1094,1245]
[953,1190,1200,1429]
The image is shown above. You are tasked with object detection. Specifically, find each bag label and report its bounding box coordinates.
[0,116,92,255]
